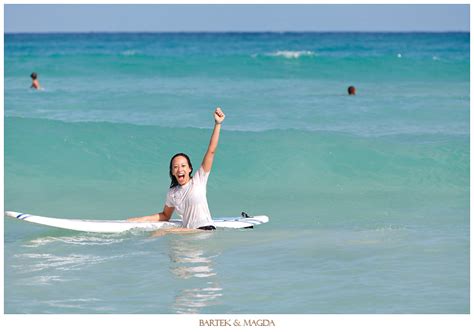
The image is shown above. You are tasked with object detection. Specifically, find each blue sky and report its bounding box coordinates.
[4,4,470,33]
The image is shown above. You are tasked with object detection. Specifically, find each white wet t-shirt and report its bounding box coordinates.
[165,166,214,229]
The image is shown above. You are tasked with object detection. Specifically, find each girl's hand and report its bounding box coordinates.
[214,107,225,124]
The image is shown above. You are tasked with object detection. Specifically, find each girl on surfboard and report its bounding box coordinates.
[128,108,225,234]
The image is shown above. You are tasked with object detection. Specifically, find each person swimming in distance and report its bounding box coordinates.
[128,107,226,234]
[30,72,41,90]
[347,86,356,95]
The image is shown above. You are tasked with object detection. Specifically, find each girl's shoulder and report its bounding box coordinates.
[193,166,210,184]
[167,185,180,195]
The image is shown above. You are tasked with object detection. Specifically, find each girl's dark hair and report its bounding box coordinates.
[31,72,38,79]
[169,153,193,188]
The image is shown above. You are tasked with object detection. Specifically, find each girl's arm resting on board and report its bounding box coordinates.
[128,205,174,222]
[202,108,225,173]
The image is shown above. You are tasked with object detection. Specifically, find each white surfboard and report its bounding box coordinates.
[5,211,269,234]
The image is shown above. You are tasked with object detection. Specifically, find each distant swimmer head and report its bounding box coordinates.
[347,86,356,95]
[169,153,193,188]
[30,72,41,90]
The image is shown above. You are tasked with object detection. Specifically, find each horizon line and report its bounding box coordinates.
[4,30,469,34]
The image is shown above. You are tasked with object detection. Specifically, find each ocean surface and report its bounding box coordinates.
[4,32,469,314]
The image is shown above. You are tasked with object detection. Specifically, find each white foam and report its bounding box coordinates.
[28,275,65,285]
[267,50,316,59]
[45,298,101,309]
[13,252,132,273]
[22,235,125,248]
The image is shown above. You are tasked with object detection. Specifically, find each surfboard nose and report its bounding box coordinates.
[5,211,21,218]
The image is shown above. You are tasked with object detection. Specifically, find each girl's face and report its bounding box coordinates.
[171,155,192,186]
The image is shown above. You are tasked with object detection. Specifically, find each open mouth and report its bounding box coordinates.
[177,173,185,181]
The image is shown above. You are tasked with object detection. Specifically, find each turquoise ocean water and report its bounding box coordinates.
[4,32,469,313]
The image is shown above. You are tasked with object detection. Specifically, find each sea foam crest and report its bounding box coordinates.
[22,235,125,248]
[267,50,316,59]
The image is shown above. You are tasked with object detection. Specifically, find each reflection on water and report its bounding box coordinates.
[168,232,222,314]
[8,231,223,313]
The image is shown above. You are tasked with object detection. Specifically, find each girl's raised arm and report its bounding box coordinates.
[202,107,225,173]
